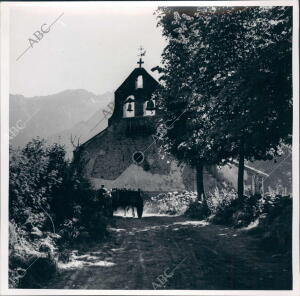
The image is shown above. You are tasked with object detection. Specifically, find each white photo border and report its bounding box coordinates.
[1,1,299,295]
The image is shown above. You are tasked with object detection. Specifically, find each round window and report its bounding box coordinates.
[132,151,144,164]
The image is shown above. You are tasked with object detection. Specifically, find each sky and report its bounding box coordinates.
[9,3,167,97]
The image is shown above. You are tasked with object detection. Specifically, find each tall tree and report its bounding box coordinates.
[154,6,292,199]
[153,7,232,201]
[208,7,292,197]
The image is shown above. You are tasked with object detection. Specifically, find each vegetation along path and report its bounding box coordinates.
[46,215,291,290]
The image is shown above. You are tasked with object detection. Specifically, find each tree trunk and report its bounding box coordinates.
[238,136,245,199]
[196,162,205,201]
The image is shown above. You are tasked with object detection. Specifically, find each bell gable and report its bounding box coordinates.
[108,67,159,126]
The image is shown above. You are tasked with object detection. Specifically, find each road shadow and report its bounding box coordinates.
[45,214,292,290]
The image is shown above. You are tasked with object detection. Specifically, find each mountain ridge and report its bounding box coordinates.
[10,89,113,153]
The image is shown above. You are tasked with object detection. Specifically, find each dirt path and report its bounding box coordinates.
[46,215,291,290]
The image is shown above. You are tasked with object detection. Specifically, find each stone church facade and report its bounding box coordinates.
[76,63,197,194]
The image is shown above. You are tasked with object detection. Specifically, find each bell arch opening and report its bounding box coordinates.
[143,99,156,116]
[123,96,135,118]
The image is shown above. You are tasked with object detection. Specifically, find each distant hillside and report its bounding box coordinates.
[48,105,112,158]
[10,89,113,155]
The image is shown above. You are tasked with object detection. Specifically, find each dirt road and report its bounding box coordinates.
[46,215,291,290]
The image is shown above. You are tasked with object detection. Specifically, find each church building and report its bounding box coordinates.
[75,53,197,194]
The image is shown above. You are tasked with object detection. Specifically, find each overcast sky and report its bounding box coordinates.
[9,3,167,97]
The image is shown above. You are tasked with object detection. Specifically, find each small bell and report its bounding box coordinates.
[146,99,155,111]
[127,103,133,112]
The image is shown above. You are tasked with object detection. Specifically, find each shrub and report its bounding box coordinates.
[9,138,111,287]
[183,187,236,220]
[206,187,237,214]
[85,211,109,240]
[209,191,292,254]
[9,222,58,288]
[210,193,262,227]
[184,200,210,219]
[58,218,81,242]
[145,191,197,215]
[250,195,292,253]
[9,140,66,231]
[57,191,109,243]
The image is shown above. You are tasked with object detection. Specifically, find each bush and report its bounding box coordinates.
[184,200,210,219]
[145,191,197,215]
[211,194,261,227]
[10,140,66,231]
[55,193,109,244]
[9,138,111,287]
[86,211,109,240]
[58,218,81,242]
[251,195,292,253]
[210,192,292,230]
[183,187,236,220]
[207,187,237,214]
[16,251,57,289]
[209,191,292,253]
[9,222,58,288]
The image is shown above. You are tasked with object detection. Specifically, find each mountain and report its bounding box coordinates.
[9,89,113,155]
[48,105,112,158]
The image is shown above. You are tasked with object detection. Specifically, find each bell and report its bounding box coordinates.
[127,103,133,112]
[146,99,155,111]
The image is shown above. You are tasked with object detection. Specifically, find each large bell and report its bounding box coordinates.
[127,103,133,112]
[146,99,155,111]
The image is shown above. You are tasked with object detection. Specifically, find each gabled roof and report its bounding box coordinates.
[77,67,159,150]
[115,67,159,93]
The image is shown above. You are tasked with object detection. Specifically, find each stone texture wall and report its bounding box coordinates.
[80,122,196,192]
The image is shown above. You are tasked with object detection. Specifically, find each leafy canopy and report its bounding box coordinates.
[154,6,292,166]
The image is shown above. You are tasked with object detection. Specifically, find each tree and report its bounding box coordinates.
[9,139,66,230]
[154,6,292,199]
[153,7,229,201]
[207,7,292,197]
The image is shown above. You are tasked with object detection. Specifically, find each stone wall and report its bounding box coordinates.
[80,124,196,192]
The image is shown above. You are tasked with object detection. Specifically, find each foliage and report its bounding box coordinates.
[9,221,58,288]
[211,192,292,234]
[79,192,110,241]
[9,138,110,288]
[206,187,237,213]
[50,155,94,228]
[145,191,197,215]
[58,218,81,242]
[154,6,292,198]
[250,195,292,253]
[211,194,261,227]
[184,187,236,219]
[9,139,66,231]
[184,200,210,220]
[183,188,292,254]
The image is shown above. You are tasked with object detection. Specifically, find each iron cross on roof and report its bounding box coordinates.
[137,46,146,68]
